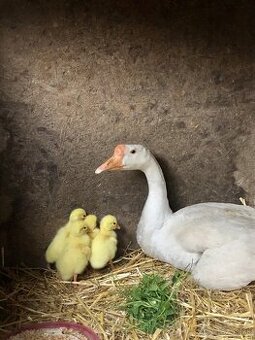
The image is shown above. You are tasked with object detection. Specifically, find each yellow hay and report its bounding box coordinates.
[0,249,255,339]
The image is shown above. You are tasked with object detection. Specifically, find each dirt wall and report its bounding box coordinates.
[0,0,254,266]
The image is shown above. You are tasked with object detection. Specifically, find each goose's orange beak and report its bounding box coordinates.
[95,144,126,174]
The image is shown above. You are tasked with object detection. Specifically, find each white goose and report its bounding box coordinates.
[95,144,255,290]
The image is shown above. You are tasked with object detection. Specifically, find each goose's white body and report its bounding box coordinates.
[96,144,255,290]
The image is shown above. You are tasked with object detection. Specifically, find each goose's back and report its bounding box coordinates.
[167,203,255,253]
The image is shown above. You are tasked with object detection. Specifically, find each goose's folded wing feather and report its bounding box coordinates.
[169,203,255,253]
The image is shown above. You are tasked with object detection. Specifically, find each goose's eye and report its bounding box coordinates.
[130,149,136,154]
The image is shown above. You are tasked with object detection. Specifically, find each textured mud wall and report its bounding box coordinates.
[0,0,254,266]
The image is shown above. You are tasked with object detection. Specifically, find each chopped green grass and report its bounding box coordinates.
[121,271,183,334]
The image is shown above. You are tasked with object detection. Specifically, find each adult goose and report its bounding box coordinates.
[95,144,255,290]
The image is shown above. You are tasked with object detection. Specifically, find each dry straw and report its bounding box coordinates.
[1,249,255,339]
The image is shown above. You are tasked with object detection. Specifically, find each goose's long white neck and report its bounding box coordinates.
[137,154,172,247]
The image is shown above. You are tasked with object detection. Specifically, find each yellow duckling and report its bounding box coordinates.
[85,214,99,239]
[90,215,120,269]
[56,220,91,282]
[45,208,86,265]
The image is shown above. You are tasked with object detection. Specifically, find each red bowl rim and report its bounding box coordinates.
[6,321,100,340]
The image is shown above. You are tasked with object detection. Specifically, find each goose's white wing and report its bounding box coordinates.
[167,203,255,253]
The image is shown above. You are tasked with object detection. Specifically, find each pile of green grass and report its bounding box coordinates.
[122,272,183,334]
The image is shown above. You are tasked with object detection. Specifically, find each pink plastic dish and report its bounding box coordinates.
[7,321,100,340]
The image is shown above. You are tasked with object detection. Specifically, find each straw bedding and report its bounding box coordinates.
[1,249,255,339]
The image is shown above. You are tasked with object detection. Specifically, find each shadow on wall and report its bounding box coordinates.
[234,133,255,207]
[0,0,254,266]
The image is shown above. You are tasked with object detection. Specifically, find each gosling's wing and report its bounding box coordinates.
[45,226,69,263]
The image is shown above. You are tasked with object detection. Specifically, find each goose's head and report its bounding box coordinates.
[95,144,151,173]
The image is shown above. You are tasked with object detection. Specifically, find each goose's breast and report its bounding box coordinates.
[140,229,201,271]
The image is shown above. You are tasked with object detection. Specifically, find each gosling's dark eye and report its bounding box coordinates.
[130,149,136,154]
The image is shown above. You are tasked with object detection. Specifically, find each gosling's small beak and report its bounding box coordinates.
[95,144,126,174]
[115,224,120,230]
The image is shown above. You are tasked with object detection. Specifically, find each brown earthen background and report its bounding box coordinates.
[0,0,254,266]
